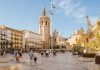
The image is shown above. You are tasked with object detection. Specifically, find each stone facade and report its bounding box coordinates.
[52,29,59,46]
[67,30,80,46]
[22,30,42,50]
[0,26,23,49]
[38,8,50,49]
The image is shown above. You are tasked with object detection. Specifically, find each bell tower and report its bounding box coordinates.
[38,8,50,49]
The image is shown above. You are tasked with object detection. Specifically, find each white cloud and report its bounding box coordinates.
[53,0,100,25]
[54,0,87,19]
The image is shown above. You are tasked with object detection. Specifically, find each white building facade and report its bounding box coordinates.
[67,30,80,46]
[0,26,12,49]
[23,30,42,50]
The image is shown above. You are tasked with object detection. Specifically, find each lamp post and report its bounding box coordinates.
[49,0,56,52]
[25,32,29,51]
[0,26,6,55]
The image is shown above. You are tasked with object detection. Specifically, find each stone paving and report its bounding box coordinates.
[0,52,99,70]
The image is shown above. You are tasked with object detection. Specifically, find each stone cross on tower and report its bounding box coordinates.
[42,8,46,16]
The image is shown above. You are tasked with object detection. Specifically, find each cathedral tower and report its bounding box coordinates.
[38,8,50,48]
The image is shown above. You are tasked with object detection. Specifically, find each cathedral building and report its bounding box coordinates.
[0,8,51,50]
[52,29,59,47]
[38,8,50,49]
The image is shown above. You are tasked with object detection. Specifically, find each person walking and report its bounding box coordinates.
[53,50,57,56]
[45,50,49,57]
[29,49,34,64]
[15,50,22,63]
[15,52,20,63]
[41,51,45,57]
[33,51,37,63]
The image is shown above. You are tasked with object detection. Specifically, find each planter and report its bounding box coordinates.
[95,55,100,64]
[81,53,96,58]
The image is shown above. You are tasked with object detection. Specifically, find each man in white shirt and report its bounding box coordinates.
[29,49,33,64]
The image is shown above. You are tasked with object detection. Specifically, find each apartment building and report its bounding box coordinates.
[23,30,42,50]
[0,26,23,50]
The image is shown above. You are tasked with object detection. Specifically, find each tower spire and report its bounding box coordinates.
[42,8,46,16]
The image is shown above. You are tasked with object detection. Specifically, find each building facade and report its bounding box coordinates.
[0,26,7,50]
[0,8,54,50]
[0,26,23,50]
[67,30,80,46]
[23,30,42,50]
[52,29,59,47]
[6,29,12,48]
[11,29,23,49]
[38,8,50,49]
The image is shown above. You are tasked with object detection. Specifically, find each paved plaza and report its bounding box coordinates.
[0,52,99,70]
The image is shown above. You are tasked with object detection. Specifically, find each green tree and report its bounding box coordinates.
[76,27,85,47]
[88,20,100,53]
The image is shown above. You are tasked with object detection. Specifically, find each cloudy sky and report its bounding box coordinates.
[0,0,100,38]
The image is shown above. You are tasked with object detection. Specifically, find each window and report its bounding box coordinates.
[46,21,47,26]
[41,21,43,25]
[55,39,56,41]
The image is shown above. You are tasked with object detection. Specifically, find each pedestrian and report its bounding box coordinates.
[1,50,4,56]
[53,50,57,56]
[41,51,44,57]
[15,52,20,63]
[19,50,22,58]
[45,50,49,57]
[29,49,34,64]
[33,51,37,63]
[15,50,23,63]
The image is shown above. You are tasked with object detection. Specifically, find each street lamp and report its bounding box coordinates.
[49,0,56,52]
[0,26,5,48]
[25,32,29,51]
[0,26,6,55]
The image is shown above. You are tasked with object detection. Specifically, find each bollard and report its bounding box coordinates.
[95,53,100,70]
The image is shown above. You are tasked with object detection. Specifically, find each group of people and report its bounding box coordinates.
[40,50,57,57]
[40,50,49,57]
[15,49,57,64]
[29,49,37,64]
[15,49,37,64]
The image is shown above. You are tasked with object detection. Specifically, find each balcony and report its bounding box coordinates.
[1,33,6,36]
[1,38,6,40]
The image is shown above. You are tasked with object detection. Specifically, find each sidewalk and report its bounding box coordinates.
[0,64,23,70]
[0,52,99,70]
[0,54,14,63]
[0,54,24,70]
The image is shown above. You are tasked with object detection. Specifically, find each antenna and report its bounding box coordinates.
[48,0,56,50]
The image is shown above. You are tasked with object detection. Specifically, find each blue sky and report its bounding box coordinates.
[0,0,100,38]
